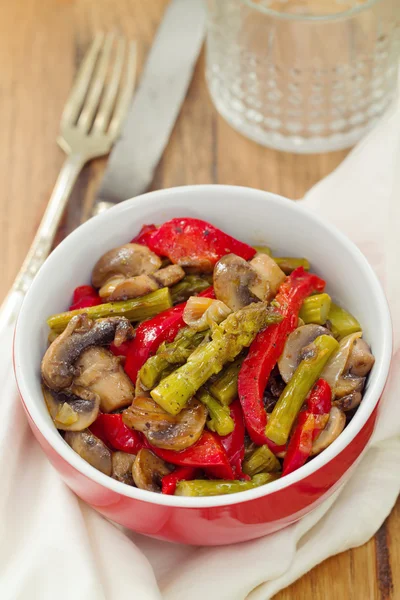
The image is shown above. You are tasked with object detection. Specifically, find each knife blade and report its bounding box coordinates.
[94,0,206,209]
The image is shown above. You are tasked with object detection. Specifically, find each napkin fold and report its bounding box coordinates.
[2,97,400,600]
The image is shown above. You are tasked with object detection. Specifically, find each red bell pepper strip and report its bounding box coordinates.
[282,411,315,476]
[282,378,332,475]
[307,378,331,416]
[147,431,235,480]
[142,218,256,270]
[238,267,326,448]
[69,295,102,310]
[124,287,214,385]
[109,340,133,358]
[89,415,109,446]
[72,285,98,304]
[90,414,143,454]
[219,399,248,479]
[131,224,157,245]
[161,466,198,495]
[69,285,101,311]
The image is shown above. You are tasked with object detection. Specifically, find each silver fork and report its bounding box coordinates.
[1,32,136,326]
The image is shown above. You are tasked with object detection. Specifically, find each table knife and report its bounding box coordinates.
[93,0,206,213]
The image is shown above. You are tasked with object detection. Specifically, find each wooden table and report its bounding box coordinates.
[1,1,397,598]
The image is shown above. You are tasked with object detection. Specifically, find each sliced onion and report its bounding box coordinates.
[183,296,231,331]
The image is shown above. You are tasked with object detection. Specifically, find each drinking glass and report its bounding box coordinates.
[206,0,400,153]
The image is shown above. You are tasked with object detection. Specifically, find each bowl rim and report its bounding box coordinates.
[14,184,392,508]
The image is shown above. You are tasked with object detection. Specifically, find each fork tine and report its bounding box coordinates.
[61,32,104,128]
[77,32,115,133]
[92,37,125,134]
[108,41,137,139]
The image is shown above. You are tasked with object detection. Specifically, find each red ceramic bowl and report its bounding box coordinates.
[14,185,392,546]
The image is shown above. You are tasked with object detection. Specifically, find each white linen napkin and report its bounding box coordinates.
[2,97,400,599]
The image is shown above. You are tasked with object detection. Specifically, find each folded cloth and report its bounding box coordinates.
[2,97,400,599]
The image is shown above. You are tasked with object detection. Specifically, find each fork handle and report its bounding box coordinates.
[92,200,115,217]
[0,153,85,327]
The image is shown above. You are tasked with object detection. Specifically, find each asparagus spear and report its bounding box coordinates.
[273,257,310,274]
[151,303,283,415]
[253,245,272,256]
[252,248,310,274]
[327,302,361,339]
[197,389,235,436]
[170,276,211,304]
[175,472,280,496]
[47,288,172,333]
[139,328,207,389]
[242,445,281,476]
[209,357,243,405]
[299,293,332,325]
[265,335,339,445]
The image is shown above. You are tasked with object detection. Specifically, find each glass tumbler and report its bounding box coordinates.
[206,0,400,153]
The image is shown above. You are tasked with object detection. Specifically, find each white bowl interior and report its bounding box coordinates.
[14,185,392,508]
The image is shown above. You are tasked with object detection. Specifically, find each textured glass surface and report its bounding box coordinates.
[206,0,400,152]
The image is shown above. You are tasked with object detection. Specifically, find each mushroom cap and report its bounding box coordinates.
[321,332,373,399]
[41,315,134,391]
[249,253,286,301]
[64,430,112,475]
[278,324,332,383]
[92,243,162,288]
[111,452,136,486]
[345,337,375,377]
[213,254,258,311]
[101,274,159,302]
[74,346,135,413]
[333,391,362,412]
[311,407,346,456]
[123,396,207,450]
[132,449,172,492]
[152,265,185,288]
[43,386,100,431]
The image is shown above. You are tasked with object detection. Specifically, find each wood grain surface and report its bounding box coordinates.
[0,1,397,598]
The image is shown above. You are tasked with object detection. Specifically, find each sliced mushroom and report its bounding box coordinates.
[92,243,162,288]
[112,452,136,485]
[320,332,373,399]
[97,275,126,298]
[183,296,231,331]
[41,315,134,391]
[213,254,259,311]
[278,324,332,383]
[74,346,135,412]
[152,265,185,287]
[132,448,172,492]
[64,430,112,475]
[102,274,159,301]
[333,391,363,412]
[98,263,185,302]
[320,332,361,392]
[345,337,375,377]
[43,386,100,431]
[311,407,346,456]
[249,253,286,302]
[334,375,365,399]
[123,396,207,450]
